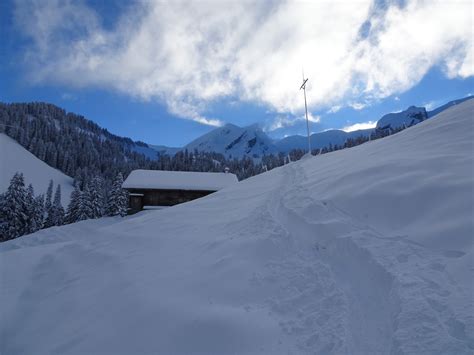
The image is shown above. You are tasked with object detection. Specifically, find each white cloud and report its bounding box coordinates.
[327,105,342,114]
[348,102,367,110]
[265,112,320,132]
[307,112,321,123]
[166,98,224,127]
[14,0,473,125]
[342,121,377,132]
[423,101,437,111]
[61,92,77,101]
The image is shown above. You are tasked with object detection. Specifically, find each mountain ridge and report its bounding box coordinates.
[2,96,472,163]
[162,96,473,158]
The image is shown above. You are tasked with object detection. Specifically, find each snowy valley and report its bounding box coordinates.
[1,99,473,354]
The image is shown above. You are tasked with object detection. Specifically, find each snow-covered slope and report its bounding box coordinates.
[1,100,473,354]
[184,123,277,158]
[0,133,73,205]
[427,96,474,118]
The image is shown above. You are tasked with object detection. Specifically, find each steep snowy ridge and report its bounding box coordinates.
[376,106,427,130]
[0,133,73,205]
[1,100,472,354]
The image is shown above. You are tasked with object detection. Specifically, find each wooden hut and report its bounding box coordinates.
[122,169,238,213]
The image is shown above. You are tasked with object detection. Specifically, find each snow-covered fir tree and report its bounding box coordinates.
[45,179,53,214]
[44,184,64,227]
[33,194,45,232]
[25,184,40,234]
[106,172,128,217]
[65,183,81,224]
[77,184,93,221]
[53,185,65,226]
[0,173,28,241]
[88,176,104,218]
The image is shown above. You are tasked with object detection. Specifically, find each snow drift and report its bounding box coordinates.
[0,133,73,206]
[1,100,473,354]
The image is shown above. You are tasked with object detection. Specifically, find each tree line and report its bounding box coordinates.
[0,172,127,242]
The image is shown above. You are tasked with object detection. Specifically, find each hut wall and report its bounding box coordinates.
[126,188,215,207]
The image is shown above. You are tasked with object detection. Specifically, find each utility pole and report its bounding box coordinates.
[300,71,312,154]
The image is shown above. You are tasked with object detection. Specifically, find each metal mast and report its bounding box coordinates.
[300,71,311,154]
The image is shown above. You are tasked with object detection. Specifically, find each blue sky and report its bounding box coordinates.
[1,0,472,147]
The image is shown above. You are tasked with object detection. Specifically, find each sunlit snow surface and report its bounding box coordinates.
[1,100,473,354]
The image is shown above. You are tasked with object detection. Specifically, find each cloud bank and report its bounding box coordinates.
[342,121,377,132]
[14,0,473,126]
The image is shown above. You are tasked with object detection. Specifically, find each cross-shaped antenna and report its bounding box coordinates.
[300,78,308,90]
[300,69,312,155]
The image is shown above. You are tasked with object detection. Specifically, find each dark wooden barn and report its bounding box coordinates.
[122,169,238,213]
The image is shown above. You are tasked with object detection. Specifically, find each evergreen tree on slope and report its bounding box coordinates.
[77,184,93,221]
[44,184,64,227]
[66,184,81,224]
[25,184,38,234]
[33,194,45,231]
[0,173,28,241]
[106,172,128,217]
[53,185,65,226]
[45,179,53,212]
[43,179,54,228]
[88,176,104,219]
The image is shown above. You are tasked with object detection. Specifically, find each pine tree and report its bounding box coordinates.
[45,179,53,212]
[33,194,45,231]
[106,172,128,217]
[88,176,104,218]
[44,184,64,227]
[25,184,37,234]
[77,184,93,221]
[0,173,28,241]
[53,185,65,226]
[43,179,54,227]
[65,184,81,224]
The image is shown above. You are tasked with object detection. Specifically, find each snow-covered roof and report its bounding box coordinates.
[122,169,238,191]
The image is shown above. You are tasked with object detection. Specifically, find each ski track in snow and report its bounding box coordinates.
[255,161,473,354]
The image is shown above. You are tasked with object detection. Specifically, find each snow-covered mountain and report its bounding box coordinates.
[181,123,372,158]
[184,123,277,159]
[176,96,474,158]
[376,106,427,130]
[1,99,472,354]
[0,133,73,206]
